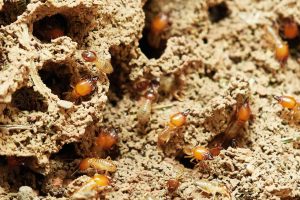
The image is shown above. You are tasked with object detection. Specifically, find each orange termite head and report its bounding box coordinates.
[72,77,98,98]
[237,100,251,123]
[275,43,289,66]
[95,127,118,150]
[169,109,191,127]
[82,50,98,63]
[167,179,180,193]
[209,146,223,157]
[79,158,90,170]
[192,146,213,161]
[273,95,297,109]
[283,20,299,39]
[92,174,110,187]
[134,79,150,91]
[151,13,169,34]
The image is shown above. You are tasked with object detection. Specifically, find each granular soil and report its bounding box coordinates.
[0,0,299,199]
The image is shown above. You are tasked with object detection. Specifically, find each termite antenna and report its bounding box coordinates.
[71,168,79,177]
[182,109,191,116]
[273,95,281,101]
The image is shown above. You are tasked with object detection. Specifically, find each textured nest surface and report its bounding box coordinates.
[0,0,300,199]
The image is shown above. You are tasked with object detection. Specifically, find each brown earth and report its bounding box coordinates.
[0,0,299,199]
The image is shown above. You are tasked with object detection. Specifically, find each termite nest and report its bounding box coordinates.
[1,0,300,199]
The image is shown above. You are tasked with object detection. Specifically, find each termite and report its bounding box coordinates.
[72,174,110,198]
[79,158,117,173]
[273,95,299,110]
[147,13,170,49]
[209,99,251,148]
[134,79,151,92]
[166,169,184,193]
[157,109,191,147]
[195,179,231,200]
[183,146,222,162]
[224,99,251,147]
[67,77,98,101]
[265,26,289,66]
[282,19,299,39]
[95,127,119,151]
[137,84,159,126]
[81,50,113,74]
[273,95,300,120]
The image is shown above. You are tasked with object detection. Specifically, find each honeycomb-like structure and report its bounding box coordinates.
[0,0,300,199]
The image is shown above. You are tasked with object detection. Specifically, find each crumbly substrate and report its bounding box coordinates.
[0,0,299,199]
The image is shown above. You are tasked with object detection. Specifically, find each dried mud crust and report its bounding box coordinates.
[0,0,300,200]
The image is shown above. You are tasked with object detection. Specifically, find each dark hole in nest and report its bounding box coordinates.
[11,87,48,112]
[33,14,68,43]
[107,67,126,106]
[20,166,45,191]
[39,62,72,100]
[139,28,167,59]
[175,152,196,169]
[204,67,217,79]
[208,2,230,23]
[50,143,79,160]
[106,145,121,160]
[2,157,44,193]
[106,48,129,106]
[0,0,30,26]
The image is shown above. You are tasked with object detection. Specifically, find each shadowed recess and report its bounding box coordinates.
[38,62,72,100]
[11,87,48,112]
[33,14,68,43]
[208,2,229,23]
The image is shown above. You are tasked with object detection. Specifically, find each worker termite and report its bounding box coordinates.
[167,179,180,193]
[273,95,300,120]
[147,13,170,49]
[137,84,159,127]
[157,109,191,147]
[209,99,251,148]
[195,179,231,200]
[66,77,98,101]
[166,169,184,193]
[72,174,110,198]
[95,127,119,151]
[273,95,299,110]
[79,158,117,173]
[183,145,222,163]
[81,50,113,74]
[281,19,299,39]
[265,26,289,66]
